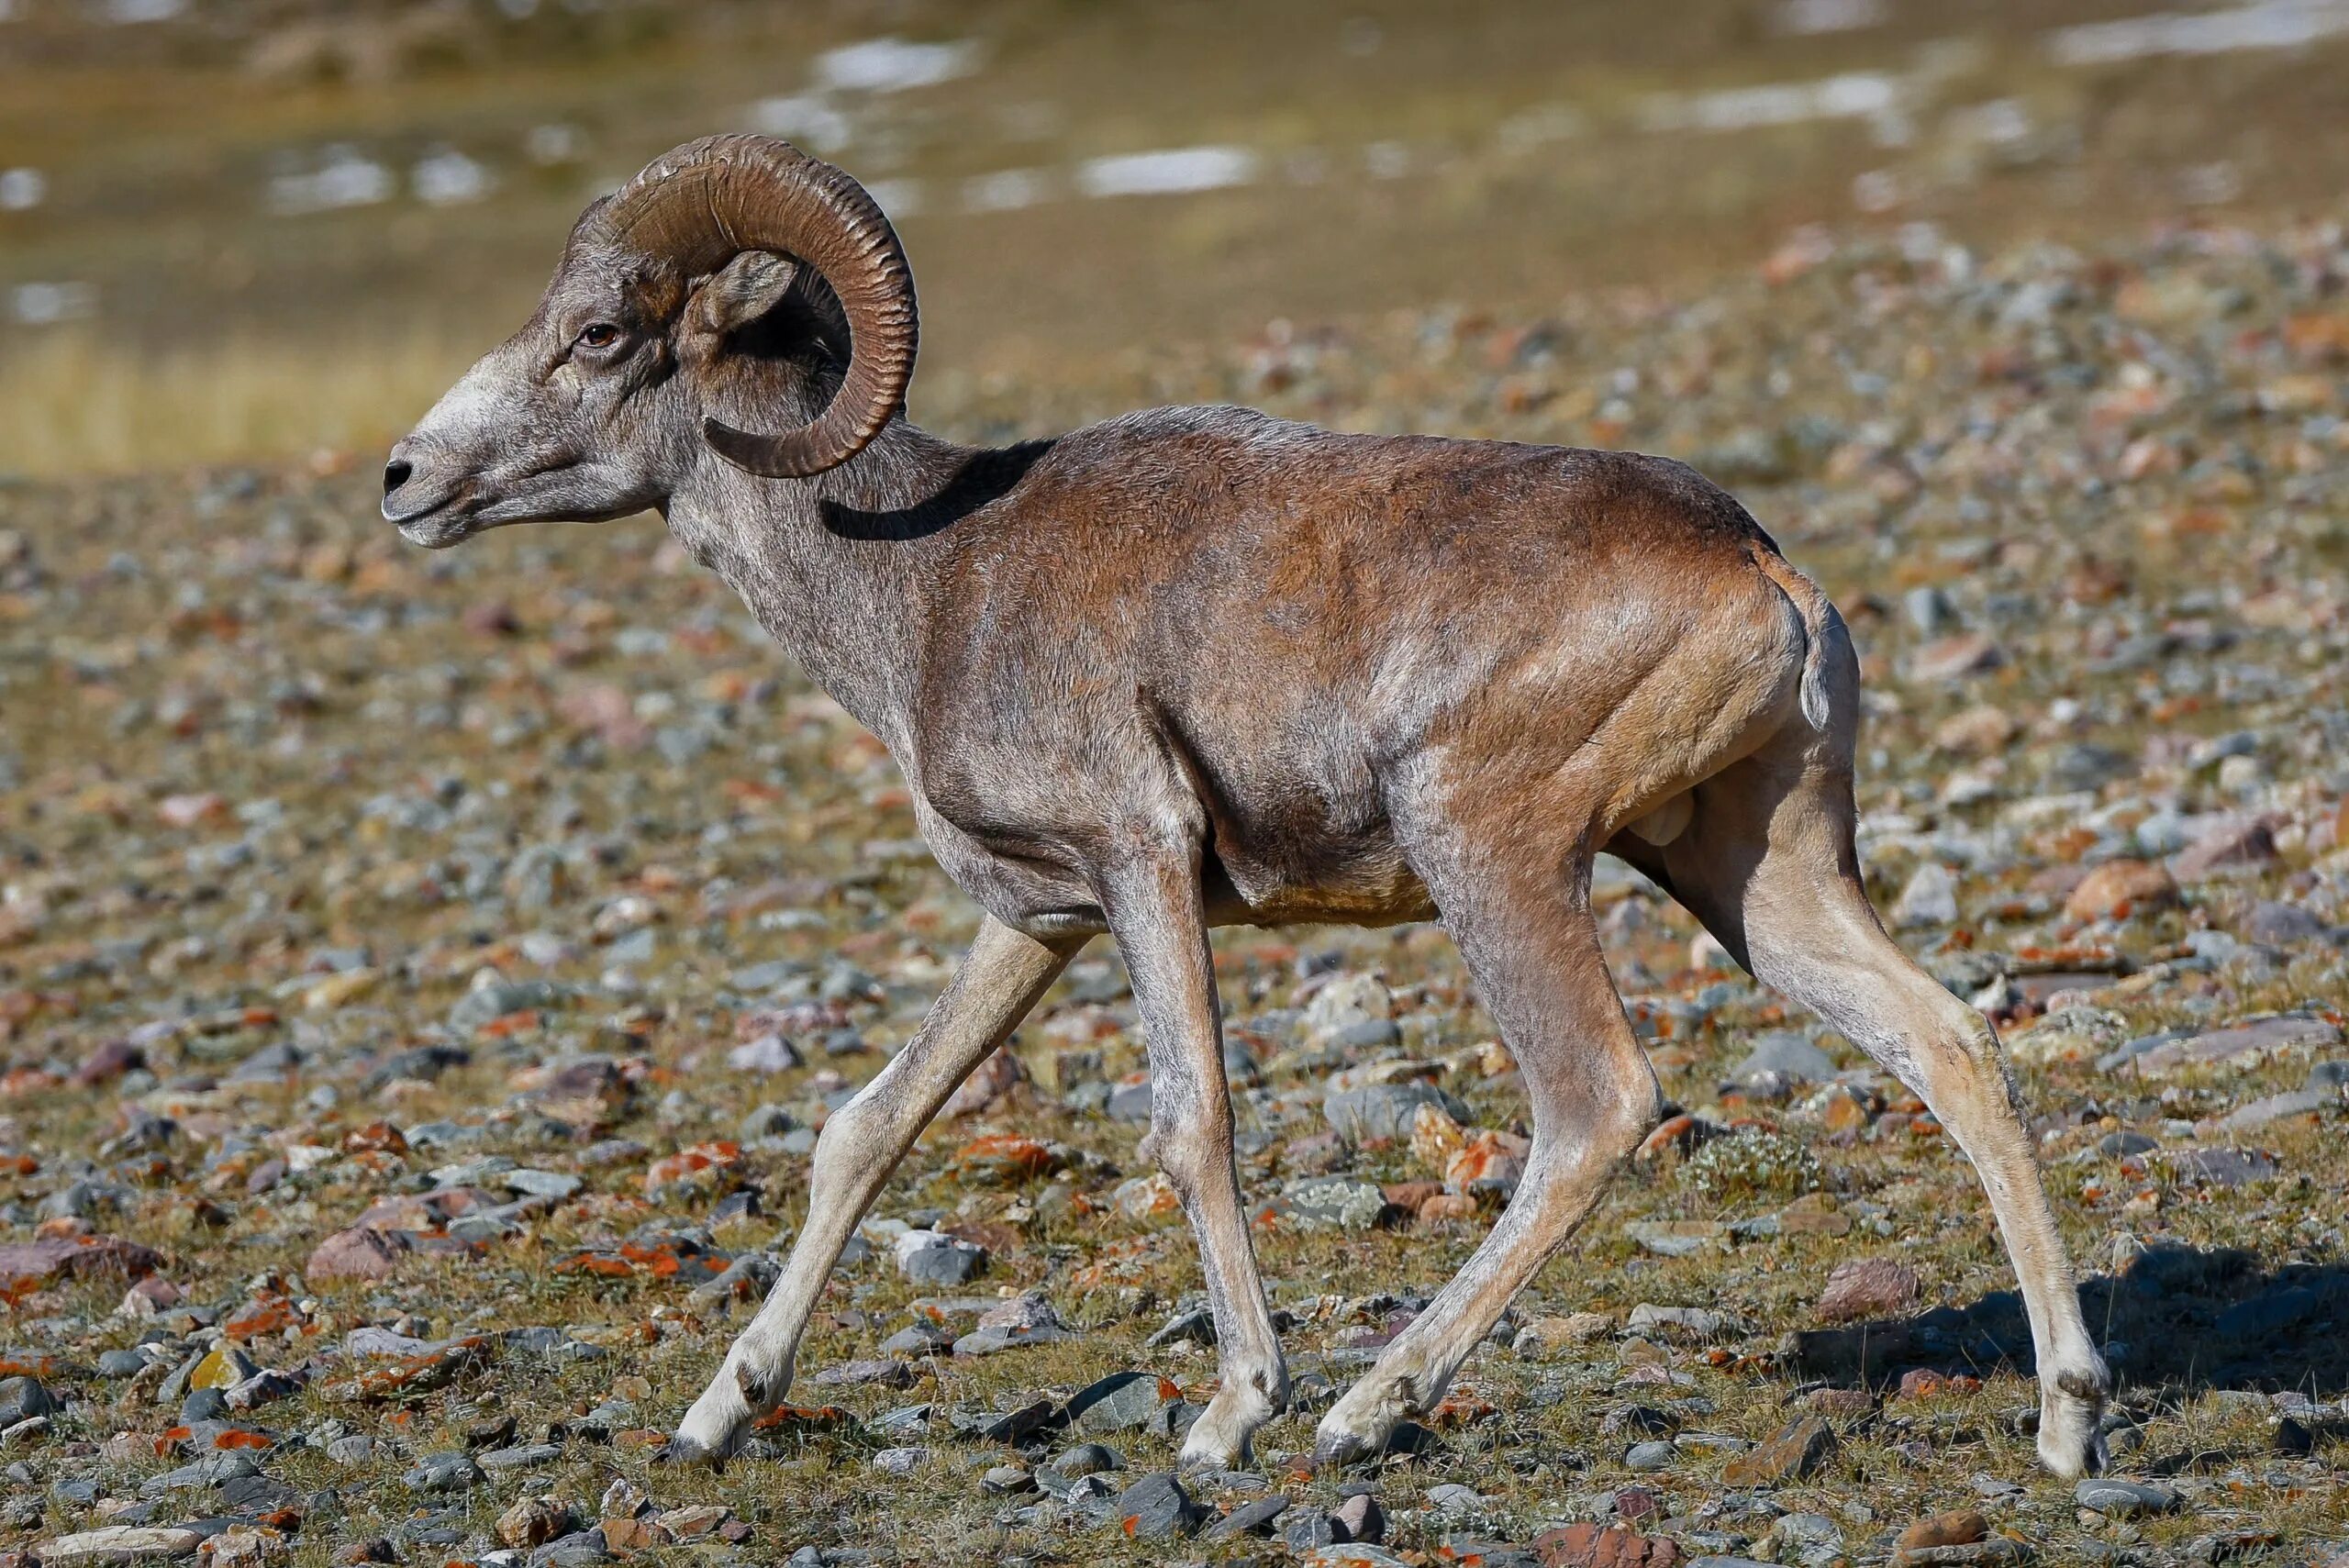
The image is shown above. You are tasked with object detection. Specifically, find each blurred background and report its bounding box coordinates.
[5,0,2349,475]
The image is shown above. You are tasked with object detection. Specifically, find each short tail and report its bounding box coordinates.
[1748,543,1839,731]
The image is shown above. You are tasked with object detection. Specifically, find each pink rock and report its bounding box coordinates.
[1814,1257,1921,1324]
[72,1040,144,1087]
[2172,817,2277,881]
[0,1235,161,1297]
[941,1049,1019,1118]
[304,1227,412,1283]
[125,1275,184,1310]
[1907,633,2003,683]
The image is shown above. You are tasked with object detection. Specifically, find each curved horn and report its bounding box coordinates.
[601,134,916,479]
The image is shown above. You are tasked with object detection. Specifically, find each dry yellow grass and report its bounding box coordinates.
[0,328,475,477]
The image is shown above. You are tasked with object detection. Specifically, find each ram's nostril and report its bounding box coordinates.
[383,458,414,496]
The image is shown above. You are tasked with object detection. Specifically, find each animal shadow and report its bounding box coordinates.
[1784,1244,2349,1402]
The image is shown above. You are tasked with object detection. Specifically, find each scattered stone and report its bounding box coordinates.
[0,1376,58,1427]
[479,1443,564,1473]
[1730,1030,1839,1084]
[1623,1219,1728,1257]
[304,1227,412,1282]
[1110,1472,1204,1540]
[2075,1478,2177,1518]
[2129,1014,2341,1074]
[2173,817,2277,881]
[1891,862,1960,929]
[2239,898,2324,943]
[1531,1520,1687,1566]
[1814,1258,1921,1324]
[1326,1082,1469,1144]
[1204,1491,1291,1540]
[0,1235,161,1295]
[1332,1491,1386,1542]
[2065,860,2179,922]
[401,1451,483,1493]
[1067,1372,1181,1435]
[1895,1510,1988,1560]
[41,1527,205,1564]
[1282,1177,1400,1230]
[896,1236,986,1286]
[497,1497,572,1551]
[1720,1416,1835,1486]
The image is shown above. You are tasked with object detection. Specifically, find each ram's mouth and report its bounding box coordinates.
[384,489,481,549]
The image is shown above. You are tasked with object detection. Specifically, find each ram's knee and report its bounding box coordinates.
[809,1099,884,1190]
[1595,1062,1666,1162]
[1145,1109,1230,1195]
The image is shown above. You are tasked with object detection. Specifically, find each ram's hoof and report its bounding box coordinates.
[651,1437,726,1473]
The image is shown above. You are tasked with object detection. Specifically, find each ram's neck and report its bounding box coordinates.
[663,417,992,755]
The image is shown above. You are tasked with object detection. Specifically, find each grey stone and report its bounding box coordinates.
[879,1321,953,1356]
[1891,862,1959,929]
[1283,1507,1340,1549]
[1775,1511,1841,1545]
[1144,1306,1216,1348]
[1067,1372,1176,1435]
[809,1357,916,1389]
[0,1376,58,1427]
[449,980,564,1033]
[501,1169,581,1200]
[1106,1080,1154,1122]
[1426,1482,1482,1511]
[477,1443,562,1473]
[2238,899,2324,943]
[1628,1303,1741,1339]
[1050,1441,1122,1478]
[1324,1082,1467,1143]
[2074,1477,2176,1517]
[952,1323,1072,1356]
[1731,1031,1839,1084]
[1109,1472,1203,1540]
[2132,1014,2339,1074]
[1624,1440,1676,1471]
[2209,1086,2332,1132]
[959,1398,1055,1445]
[402,1451,483,1493]
[898,1240,985,1287]
[1281,1177,1397,1231]
[140,1453,259,1496]
[1202,1491,1289,1540]
[2170,1148,2281,1186]
[982,1463,1033,1495]
[528,1530,608,1568]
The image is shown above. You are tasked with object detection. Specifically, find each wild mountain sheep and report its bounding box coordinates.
[384,134,2110,1475]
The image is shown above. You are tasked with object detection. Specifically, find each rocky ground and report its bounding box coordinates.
[2,212,2348,1568]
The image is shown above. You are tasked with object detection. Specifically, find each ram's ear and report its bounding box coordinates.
[686,250,801,338]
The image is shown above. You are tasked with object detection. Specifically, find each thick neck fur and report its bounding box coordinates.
[663,407,1001,758]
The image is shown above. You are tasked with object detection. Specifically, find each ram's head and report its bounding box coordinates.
[382,135,918,547]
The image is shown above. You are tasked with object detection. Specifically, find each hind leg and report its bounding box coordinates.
[1315,824,1660,1465]
[1656,741,2110,1476]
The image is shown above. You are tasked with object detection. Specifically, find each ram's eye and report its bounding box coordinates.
[576,323,621,350]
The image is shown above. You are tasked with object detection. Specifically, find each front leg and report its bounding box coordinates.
[668,916,1081,1462]
[1099,838,1288,1471]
